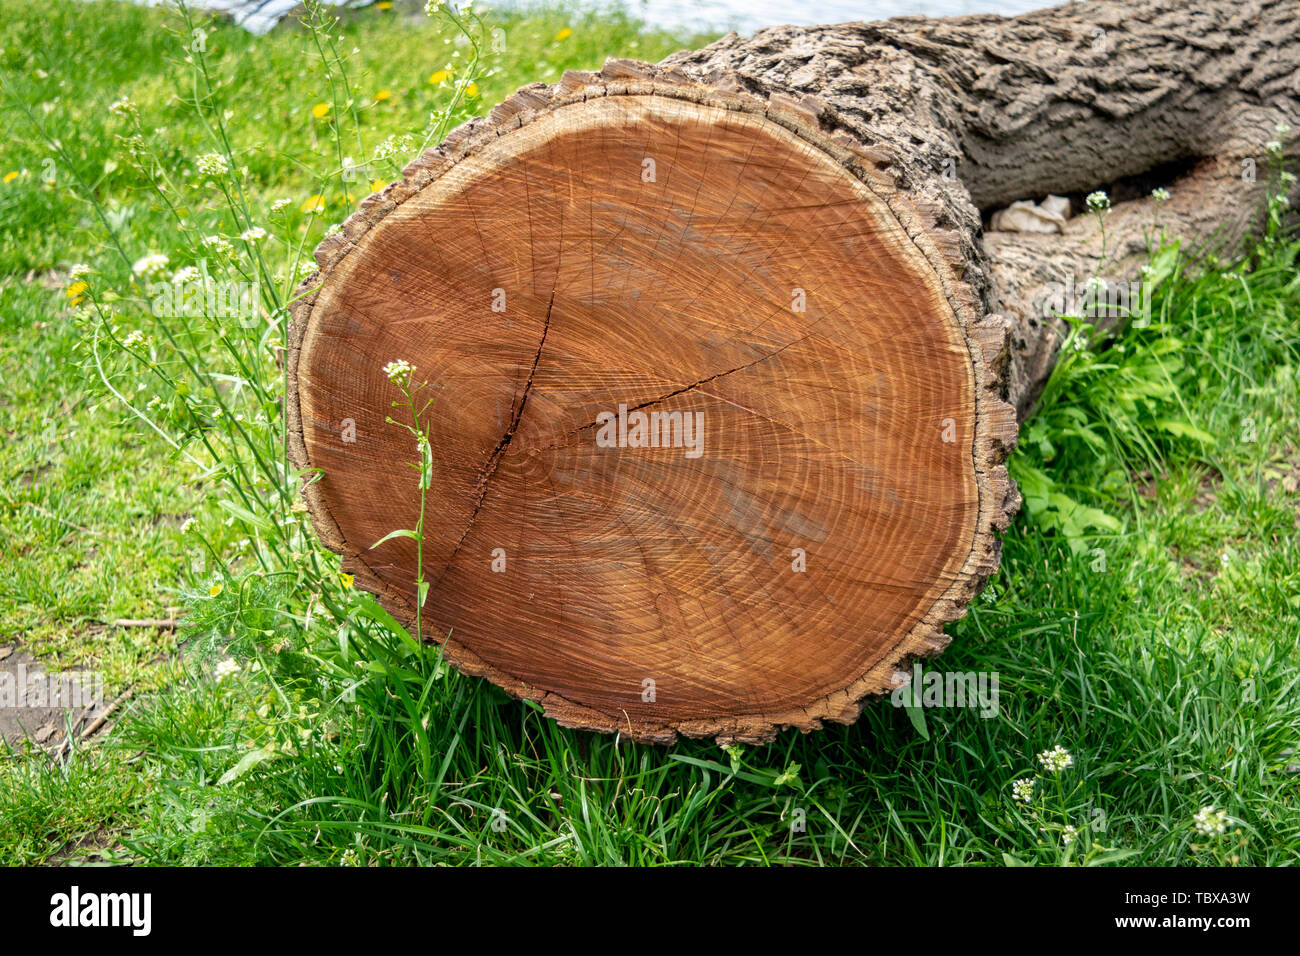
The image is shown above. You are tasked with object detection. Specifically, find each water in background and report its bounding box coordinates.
[581,0,1051,35]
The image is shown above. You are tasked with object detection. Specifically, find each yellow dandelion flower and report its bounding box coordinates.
[555,27,572,41]
[374,89,391,101]
[312,102,331,119]
[340,572,355,588]
[465,82,479,98]
[209,582,224,597]
[428,69,452,85]
[376,1,392,8]
[370,179,388,194]
[66,281,88,305]
[301,194,326,213]
[3,171,19,184]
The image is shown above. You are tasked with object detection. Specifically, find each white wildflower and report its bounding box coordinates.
[240,226,267,242]
[196,152,229,177]
[1037,745,1074,773]
[383,359,414,386]
[1086,190,1110,211]
[214,658,241,682]
[201,234,234,257]
[132,253,169,278]
[1012,778,1035,804]
[1193,805,1229,837]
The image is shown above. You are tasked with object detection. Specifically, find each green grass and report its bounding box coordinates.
[1,0,1298,866]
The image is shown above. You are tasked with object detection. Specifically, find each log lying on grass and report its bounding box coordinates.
[287,0,1298,743]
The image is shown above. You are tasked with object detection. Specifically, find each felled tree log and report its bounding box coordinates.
[288,0,1299,743]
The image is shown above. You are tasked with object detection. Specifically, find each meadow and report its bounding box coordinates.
[0,0,1296,866]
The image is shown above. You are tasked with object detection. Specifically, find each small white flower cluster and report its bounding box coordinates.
[201,234,234,257]
[1192,805,1229,837]
[1151,187,1170,203]
[69,263,92,280]
[1061,824,1078,845]
[214,658,241,682]
[1037,745,1074,773]
[122,329,148,349]
[1086,190,1110,211]
[196,152,230,178]
[1265,122,1291,155]
[1012,777,1035,803]
[375,133,416,162]
[270,198,292,213]
[424,0,444,15]
[295,260,317,281]
[108,97,137,117]
[240,226,267,242]
[172,266,201,284]
[132,253,169,278]
[383,359,414,386]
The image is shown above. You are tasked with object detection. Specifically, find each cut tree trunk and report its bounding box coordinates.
[288,0,1299,743]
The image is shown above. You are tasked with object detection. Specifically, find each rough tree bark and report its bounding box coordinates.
[287,0,1299,743]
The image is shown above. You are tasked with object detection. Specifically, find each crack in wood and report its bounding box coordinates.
[432,289,556,590]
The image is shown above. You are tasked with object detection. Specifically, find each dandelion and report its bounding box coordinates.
[555,27,573,41]
[376,1,392,8]
[1193,805,1229,837]
[196,152,229,177]
[3,171,19,184]
[132,253,169,278]
[1061,824,1078,845]
[370,179,388,194]
[1086,190,1110,211]
[312,102,331,119]
[1037,745,1074,773]
[428,69,452,85]
[209,581,224,597]
[66,280,88,305]
[122,329,147,349]
[1151,187,1170,203]
[240,226,267,242]
[214,658,240,682]
[464,81,479,98]
[301,195,326,214]
[1012,778,1035,804]
[383,359,414,386]
[340,572,354,589]
[374,89,391,102]
[270,198,291,212]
